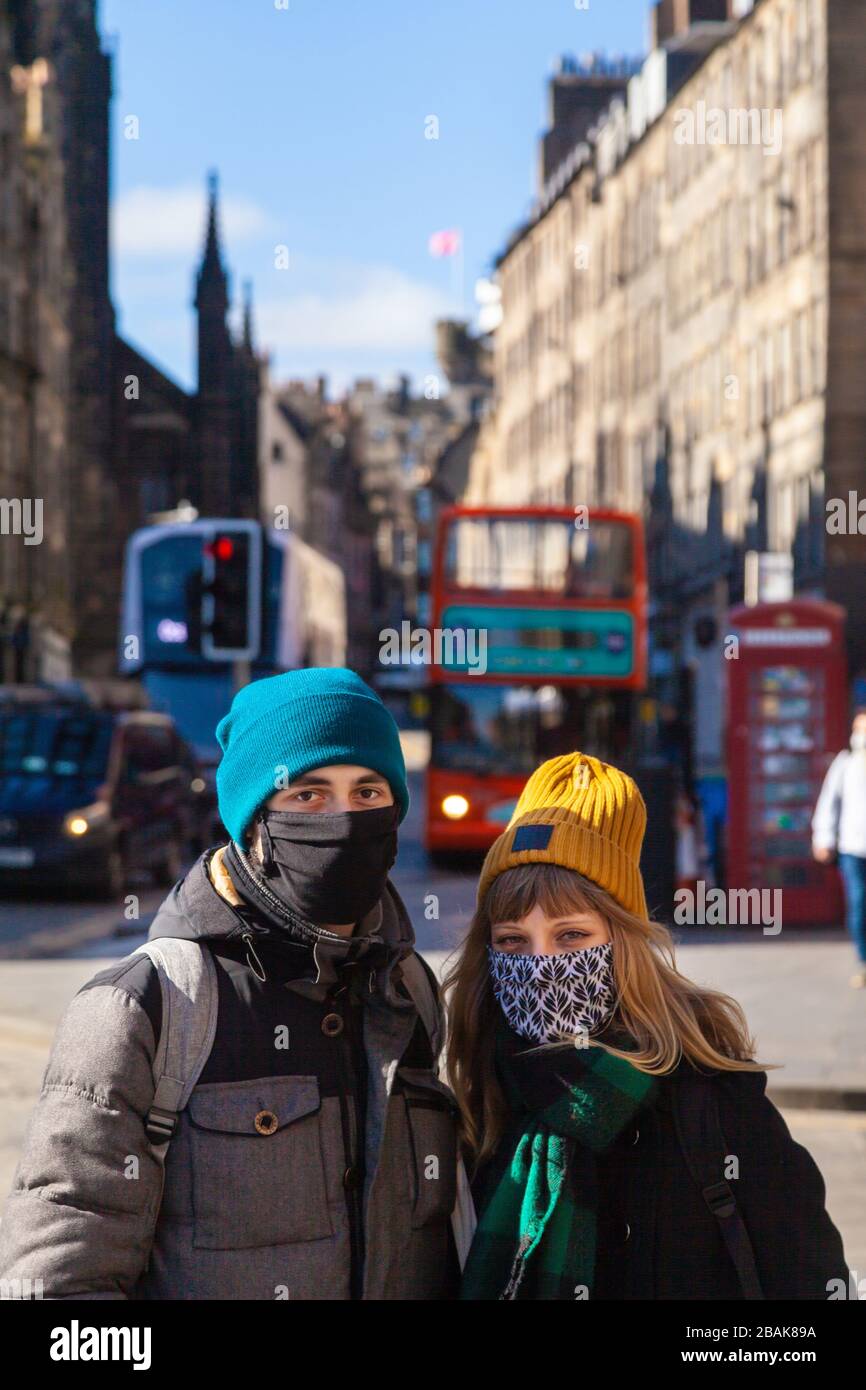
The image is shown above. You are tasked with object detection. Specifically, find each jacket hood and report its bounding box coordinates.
[146,847,416,997]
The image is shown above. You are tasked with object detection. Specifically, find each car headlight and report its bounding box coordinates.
[441,794,470,820]
[62,802,110,838]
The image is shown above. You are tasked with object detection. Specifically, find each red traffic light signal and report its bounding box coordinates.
[200,523,261,661]
[204,536,235,562]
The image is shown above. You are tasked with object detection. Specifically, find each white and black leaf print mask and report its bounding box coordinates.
[488,942,616,1046]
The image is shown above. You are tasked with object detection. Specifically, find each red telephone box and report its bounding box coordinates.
[726,599,848,925]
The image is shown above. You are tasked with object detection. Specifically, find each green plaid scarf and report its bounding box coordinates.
[460,1020,658,1301]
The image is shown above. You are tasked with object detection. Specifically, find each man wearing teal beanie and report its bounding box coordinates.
[0,666,462,1301]
[215,666,410,850]
[214,667,412,935]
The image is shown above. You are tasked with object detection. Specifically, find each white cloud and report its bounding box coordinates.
[112,184,270,258]
[255,264,456,355]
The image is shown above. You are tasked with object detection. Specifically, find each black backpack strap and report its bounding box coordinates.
[398,951,443,1063]
[673,1069,765,1300]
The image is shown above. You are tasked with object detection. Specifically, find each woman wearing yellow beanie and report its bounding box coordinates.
[445,751,848,1302]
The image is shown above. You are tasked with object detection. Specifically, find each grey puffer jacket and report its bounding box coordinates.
[0,849,459,1300]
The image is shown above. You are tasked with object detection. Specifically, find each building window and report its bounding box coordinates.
[764,183,776,277]
[795,311,811,403]
[775,323,786,414]
[811,299,825,394]
[763,334,774,423]
[777,478,793,557]
[795,0,808,84]
[779,1,791,101]
[779,170,792,264]
[813,141,826,243]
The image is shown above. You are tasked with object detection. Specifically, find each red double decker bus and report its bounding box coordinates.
[425,506,648,854]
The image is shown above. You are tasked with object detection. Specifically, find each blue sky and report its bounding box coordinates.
[102,0,649,395]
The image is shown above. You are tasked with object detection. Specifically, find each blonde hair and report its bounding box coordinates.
[443,863,773,1168]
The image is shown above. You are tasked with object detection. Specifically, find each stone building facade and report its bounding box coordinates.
[0,0,76,682]
[346,376,452,641]
[468,0,866,781]
[257,375,379,678]
[0,0,262,682]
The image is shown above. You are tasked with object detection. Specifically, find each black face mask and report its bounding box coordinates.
[252,803,399,926]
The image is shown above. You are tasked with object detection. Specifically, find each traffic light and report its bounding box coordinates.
[183,568,204,655]
[201,523,261,660]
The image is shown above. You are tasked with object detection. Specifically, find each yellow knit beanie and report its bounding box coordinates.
[477,752,648,920]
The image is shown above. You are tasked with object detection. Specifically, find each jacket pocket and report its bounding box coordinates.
[188,1075,334,1250]
[397,1066,458,1229]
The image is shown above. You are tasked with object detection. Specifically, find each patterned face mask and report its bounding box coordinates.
[487,941,616,1046]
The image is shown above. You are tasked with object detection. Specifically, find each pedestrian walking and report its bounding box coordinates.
[445,751,849,1301]
[812,707,866,988]
[0,668,460,1300]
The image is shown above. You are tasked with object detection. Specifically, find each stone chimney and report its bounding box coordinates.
[651,0,734,48]
[540,54,637,186]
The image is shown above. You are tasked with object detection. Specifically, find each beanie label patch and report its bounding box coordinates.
[512,823,554,852]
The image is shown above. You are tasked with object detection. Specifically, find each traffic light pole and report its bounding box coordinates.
[232,658,251,694]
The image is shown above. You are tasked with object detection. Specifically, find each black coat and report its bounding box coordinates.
[470,1034,849,1301]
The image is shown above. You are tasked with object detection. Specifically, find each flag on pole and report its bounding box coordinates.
[428,228,462,258]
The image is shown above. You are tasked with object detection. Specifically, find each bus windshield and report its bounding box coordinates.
[442,516,634,598]
[430,682,632,777]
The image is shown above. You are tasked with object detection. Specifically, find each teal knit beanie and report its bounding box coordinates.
[215,667,409,846]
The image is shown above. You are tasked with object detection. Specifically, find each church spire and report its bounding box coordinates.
[242,278,255,351]
[197,168,227,295]
[194,168,231,401]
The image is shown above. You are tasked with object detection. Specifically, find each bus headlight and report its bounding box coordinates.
[62,802,109,838]
[441,794,470,820]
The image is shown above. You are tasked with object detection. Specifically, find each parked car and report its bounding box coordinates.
[0,700,210,898]
[178,739,219,854]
